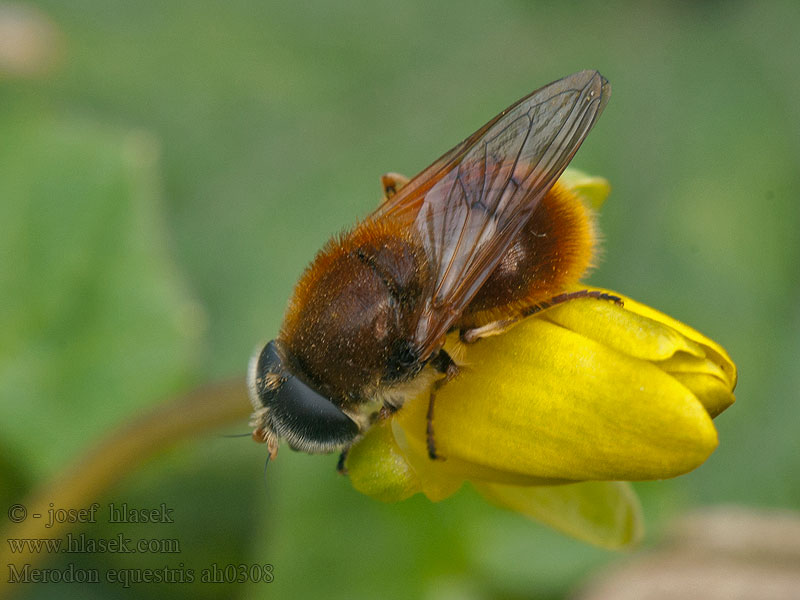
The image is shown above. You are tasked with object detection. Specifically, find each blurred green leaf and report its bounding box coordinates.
[0,111,205,480]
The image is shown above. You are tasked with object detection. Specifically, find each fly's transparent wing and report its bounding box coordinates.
[371,70,611,358]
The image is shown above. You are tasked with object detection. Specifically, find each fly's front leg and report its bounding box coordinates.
[336,447,350,475]
[337,402,399,475]
[426,350,459,460]
[460,290,623,344]
[380,172,410,203]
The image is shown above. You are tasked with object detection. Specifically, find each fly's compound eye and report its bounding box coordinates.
[249,340,360,454]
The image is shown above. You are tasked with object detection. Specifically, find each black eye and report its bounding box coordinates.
[270,373,359,451]
[255,340,359,453]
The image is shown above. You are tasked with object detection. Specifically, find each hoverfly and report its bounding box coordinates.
[249,70,612,463]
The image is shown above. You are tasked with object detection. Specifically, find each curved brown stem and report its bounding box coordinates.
[0,377,250,598]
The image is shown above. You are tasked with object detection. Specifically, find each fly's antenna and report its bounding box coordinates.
[262,451,271,490]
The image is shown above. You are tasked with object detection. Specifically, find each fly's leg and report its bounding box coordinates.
[460,290,622,344]
[339,345,460,464]
[337,403,399,475]
[380,172,410,203]
[336,447,350,475]
[426,350,459,460]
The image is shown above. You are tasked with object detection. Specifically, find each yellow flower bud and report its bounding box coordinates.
[345,170,736,548]
[346,291,735,548]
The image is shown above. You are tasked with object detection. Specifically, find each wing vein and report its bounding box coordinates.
[365,71,610,358]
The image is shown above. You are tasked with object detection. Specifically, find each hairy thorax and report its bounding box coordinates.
[279,220,430,407]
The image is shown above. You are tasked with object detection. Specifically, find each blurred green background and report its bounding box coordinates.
[1,1,798,598]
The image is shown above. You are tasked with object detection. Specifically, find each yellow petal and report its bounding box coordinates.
[349,409,547,504]
[397,418,570,493]
[656,351,728,379]
[670,373,735,418]
[390,420,465,502]
[395,317,718,481]
[474,480,643,549]
[613,293,737,390]
[559,168,612,209]
[544,297,705,362]
[655,351,735,417]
